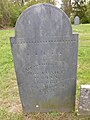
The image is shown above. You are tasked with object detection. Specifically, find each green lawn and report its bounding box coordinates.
[0,24,90,120]
[72,24,90,97]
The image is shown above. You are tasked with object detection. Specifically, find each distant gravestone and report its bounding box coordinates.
[10,4,78,112]
[74,16,80,25]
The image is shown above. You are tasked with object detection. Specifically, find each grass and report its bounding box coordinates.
[0,24,90,120]
[72,24,90,97]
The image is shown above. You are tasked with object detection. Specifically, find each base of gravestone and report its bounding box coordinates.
[23,112,79,120]
[78,85,90,117]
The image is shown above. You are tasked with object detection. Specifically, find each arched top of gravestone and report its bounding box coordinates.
[15,3,72,42]
[75,16,80,19]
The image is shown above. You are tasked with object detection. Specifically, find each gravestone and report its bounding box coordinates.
[78,85,90,116]
[74,16,80,25]
[10,3,78,112]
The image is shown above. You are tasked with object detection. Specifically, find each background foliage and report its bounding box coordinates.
[0,0,55,28]
[72,0,87,23]
[0,0,90,28]
[61,0,72,17]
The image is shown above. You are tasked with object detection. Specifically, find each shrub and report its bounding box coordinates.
[0,0,10,28]
[9,4,20,27]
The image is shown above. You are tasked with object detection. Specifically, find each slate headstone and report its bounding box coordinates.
[10,3,78,112]
[74,16,80,25]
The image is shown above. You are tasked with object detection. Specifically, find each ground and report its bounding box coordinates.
[0,24,90,120]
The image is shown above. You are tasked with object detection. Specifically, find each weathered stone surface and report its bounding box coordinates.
[78,85,90,116]
[10,3,78,112]
[74,16,80,25]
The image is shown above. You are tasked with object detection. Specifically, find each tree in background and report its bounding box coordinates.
[28,0,55,5]
[15,0,55,5]
[85,1,90,23]
[72,0,87,23]
[61,0,72,17]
